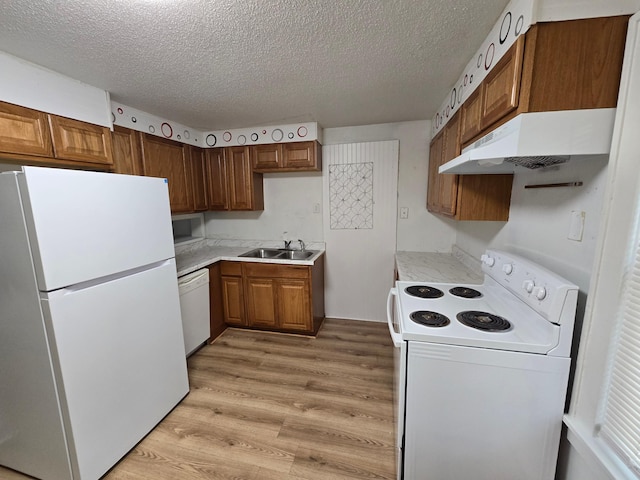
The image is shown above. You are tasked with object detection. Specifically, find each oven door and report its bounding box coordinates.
[387,287,406,479]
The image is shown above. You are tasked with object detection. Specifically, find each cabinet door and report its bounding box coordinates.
[206,148,229,210]
[227,146,263,211]
[252,143,282,171]
[460,86,484,145]
[140,134,193,213]
[49,115,114,166]
[0,101,53,157]
[282,141,321,171]
[481,36,525,130]
[439,114,460,217]
[245,277,277,328]
[221,275,246,326]
[427,132,443,213]
[277,279,311,331]
[189,146,208,211]
[111,126,143,175]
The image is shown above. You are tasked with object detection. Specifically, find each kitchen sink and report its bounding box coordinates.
[239,248,283,258]
[239,248,317,260]
[278,250,315,260]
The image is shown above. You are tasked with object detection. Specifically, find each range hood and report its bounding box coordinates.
[439,108,616,174]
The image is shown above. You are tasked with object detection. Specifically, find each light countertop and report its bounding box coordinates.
[395,247,482,284]
[174,239,325,277]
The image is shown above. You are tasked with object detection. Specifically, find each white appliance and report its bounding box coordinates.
[0,167,189,480]
[178,268,210,356]
[438,108,616,174]
[387,249,578,480]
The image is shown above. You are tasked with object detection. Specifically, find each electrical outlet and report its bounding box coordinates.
[400,207,409,219]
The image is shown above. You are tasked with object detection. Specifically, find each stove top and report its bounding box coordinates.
[392,250,579,356]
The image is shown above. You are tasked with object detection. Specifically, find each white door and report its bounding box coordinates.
[20,166,175,291]
[322,140,399,321]
[41,259,189,480]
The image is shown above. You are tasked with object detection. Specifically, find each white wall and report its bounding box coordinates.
[323,120,457,252]
[205,172,323,243]
[455,155,608,291]
[0,51,111,128]
[205,120,458,254]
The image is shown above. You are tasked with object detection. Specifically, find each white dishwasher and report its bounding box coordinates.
[178,268,210,357]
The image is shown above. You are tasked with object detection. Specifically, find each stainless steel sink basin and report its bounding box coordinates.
[239,248,283,258]
[239,248,317,260]
[278,250,315,260]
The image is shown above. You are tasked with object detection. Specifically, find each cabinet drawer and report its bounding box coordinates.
[220,261,243,276]
[243,262,309,279]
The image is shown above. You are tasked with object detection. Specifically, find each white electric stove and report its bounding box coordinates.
[387,249,578,480]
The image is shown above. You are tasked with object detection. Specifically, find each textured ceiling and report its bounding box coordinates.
[0,0,509,130]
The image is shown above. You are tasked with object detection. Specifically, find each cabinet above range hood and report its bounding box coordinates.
[439,109,616,175]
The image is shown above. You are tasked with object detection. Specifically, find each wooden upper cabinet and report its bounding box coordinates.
[282,141,321,171]
[111,126,143,175]
[480,35,525,130]
[252,140,321,172]
[206,148,229,210]
[439,114,461,217]
[460,86,484,145]
[426,132,443,213]
[0,102,53,157]
[428,112,512,221]
[523,16,628,112]
[252,143,282,170]
[460,15,628,147]
[140,134,193,213]
[189,146,208,211]
[227,146,264,211]
[49,115,113,166]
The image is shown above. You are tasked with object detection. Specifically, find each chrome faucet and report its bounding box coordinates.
[298,239,306,251]
[284,240,292,250]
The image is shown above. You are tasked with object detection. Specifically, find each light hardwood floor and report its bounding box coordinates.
[1,319,396,479]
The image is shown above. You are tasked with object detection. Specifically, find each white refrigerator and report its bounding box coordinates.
[0,167,190,480]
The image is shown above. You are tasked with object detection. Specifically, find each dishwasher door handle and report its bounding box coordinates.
[179,270,208,287]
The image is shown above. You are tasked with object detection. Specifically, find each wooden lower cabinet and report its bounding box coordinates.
[218,258,324,335]
[208,263,227,342]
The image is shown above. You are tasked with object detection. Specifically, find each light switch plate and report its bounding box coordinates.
[400,207,409,219]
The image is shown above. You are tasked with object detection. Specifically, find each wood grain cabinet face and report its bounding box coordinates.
[252,141,322,172]
[480,35,525,130]
[206,148,229,210]
[459,86,484,145]
[189,146,208,211]
[277,279,311,331]
[0,101,53,157]
[251,143,282,171]
[245,277,278,328]
[218,259,324,335]
[227,146,264,211]
[439,114,460,217]
[140,134,193,213]
[49,115,114,166]
[282,141,321,171]
[111,126,143,175]
[426,132,443,213]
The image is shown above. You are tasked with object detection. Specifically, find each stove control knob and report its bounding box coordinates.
[502,264,513,275]
[523,280,535,293]
[533,286,547,300]
[481,255,495,267]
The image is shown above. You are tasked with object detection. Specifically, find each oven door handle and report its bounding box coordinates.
[386,288,403,347]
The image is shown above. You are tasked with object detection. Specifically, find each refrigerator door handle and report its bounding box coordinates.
[52,259,174,295]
